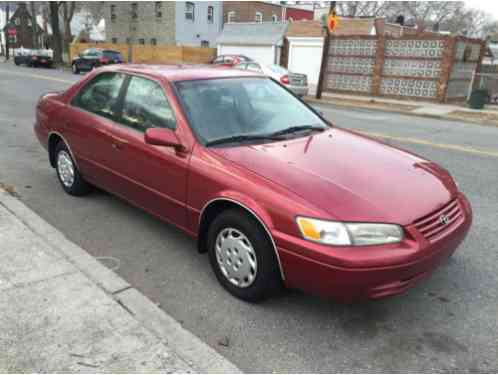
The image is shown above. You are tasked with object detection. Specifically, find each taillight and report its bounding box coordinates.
[280,75,289,84]
[32,56,38,60]
[100,57,109,64]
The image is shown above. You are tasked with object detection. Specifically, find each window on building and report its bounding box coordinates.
[112,37,118,44]
[151,38,157,46]
[15,18,20,26]
[201,40,209,47]
[185,2,195,21]
[227,11,236,23]
[110,5,116,22]
[155,2,162,18]
[28,19,32,27]
[207,6,214,23]
[138,38,145,45]
[272,14,278,22]
[255,11,263,23]
[131,3,138,20]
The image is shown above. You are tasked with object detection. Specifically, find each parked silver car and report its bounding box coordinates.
[234,62,309,97]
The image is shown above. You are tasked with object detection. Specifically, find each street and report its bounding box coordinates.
[1,63,497,372]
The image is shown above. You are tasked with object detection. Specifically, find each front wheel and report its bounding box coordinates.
[72,63,79,74]
[55,142,91,196]
[207,209,282,302]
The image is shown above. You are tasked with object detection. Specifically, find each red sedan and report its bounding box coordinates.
[34,65,472,302]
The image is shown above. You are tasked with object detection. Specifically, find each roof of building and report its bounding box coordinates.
[286,20,324,38]
[216,22,289,46]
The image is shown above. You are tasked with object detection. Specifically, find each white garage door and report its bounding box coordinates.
[288,38,324,86]
[218,45,275,66]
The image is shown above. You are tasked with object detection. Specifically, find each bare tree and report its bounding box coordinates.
[61,1,76,60]
[49,1,62,64]
[335,1,390,17]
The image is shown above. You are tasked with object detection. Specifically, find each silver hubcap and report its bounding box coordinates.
[215,228,257,288]
[57,151,75,188]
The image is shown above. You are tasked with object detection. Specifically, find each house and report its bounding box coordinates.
[104,1,222,47]
[216,22,288,65]
[2,3,43,50]
[223,1,312,24]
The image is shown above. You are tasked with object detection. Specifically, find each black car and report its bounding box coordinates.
[72,48,124,74]
[29,51,53,68]
[14,50,34,66]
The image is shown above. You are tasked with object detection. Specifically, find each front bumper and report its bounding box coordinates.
[274,193,472,301]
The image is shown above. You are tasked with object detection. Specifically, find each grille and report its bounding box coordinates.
[413,199,463,242]
[289,73,307,86]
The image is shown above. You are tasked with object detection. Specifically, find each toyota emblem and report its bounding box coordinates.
[439,214,450,225]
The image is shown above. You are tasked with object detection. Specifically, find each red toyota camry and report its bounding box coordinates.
[34,65,472,302]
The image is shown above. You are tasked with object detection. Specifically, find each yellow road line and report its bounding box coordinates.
[0,68,73,84]
[359,130,498,158]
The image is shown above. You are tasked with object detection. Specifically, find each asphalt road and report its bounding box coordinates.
[1,62,497,373]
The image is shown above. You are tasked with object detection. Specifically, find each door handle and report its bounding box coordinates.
[110,135,128,150]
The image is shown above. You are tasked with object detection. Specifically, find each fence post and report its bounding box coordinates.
[438,36,456,103]
[371,35,385,96]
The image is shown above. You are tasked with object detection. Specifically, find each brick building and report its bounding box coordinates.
[2,3,43,49]
[104,1,223,47]
[223,1,312,24]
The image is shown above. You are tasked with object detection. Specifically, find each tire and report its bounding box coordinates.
[55,142,91,196]
[207,209,282,302]
[72,63,79,74]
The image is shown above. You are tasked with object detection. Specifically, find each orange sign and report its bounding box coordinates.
[327,14,339,32]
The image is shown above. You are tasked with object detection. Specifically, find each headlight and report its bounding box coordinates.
[296,217,404,246]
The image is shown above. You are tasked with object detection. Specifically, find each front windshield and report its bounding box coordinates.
[175,77,328,145]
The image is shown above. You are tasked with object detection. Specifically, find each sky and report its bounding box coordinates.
[466,0,498,19]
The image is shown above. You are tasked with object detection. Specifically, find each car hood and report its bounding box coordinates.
[210,128,457,225]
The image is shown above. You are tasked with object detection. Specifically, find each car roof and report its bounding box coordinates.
[105,64,263,82]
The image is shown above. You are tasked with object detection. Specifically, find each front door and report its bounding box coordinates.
[104,74,190,229]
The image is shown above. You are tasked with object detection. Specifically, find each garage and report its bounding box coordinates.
[283,21,325,89]
[216,22,288,66]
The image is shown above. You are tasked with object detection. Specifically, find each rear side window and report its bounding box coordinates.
[103,50,122,60]
[72,72,125,120]
[119,76,176,131]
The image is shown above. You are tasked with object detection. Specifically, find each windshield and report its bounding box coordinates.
[175,77,328,145]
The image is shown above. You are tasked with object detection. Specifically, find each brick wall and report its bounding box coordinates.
[317,34,484,102]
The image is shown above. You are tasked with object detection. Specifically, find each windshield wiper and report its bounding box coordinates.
[270,125,326,137]
[205,134,282,147]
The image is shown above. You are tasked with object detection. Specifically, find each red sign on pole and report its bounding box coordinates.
[7,28,17,36]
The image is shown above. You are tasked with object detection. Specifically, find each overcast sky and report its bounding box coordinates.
[466,0,498,19]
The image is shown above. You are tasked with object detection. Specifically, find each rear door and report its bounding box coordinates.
[66,72,126,191]
[103,74,190,228]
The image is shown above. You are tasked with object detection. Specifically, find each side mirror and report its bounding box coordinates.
[144,128,184,150]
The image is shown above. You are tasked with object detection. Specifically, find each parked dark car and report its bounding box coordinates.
[35,65,472,303]
[72,48,123,74]
[211,54,253,67]
[14,50,33,66]
[29,50,53,68]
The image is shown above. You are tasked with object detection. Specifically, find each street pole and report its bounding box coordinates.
[5,3,10,60]
[316,1,336,99]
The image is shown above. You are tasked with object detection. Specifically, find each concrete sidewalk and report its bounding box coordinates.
[306,92,498,127]
[0,188,240,373]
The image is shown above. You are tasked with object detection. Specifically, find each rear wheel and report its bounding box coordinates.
[72,63,79,74]
[207,209,281,302]
[55,142,91,196]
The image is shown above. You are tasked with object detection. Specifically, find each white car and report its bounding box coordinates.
[234,62,309,97]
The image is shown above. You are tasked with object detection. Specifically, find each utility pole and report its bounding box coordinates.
[316,1,336,99]
[5,3,10,60]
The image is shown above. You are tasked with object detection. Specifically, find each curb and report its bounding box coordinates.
[0,189,241,374]
[305,97,498,128]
